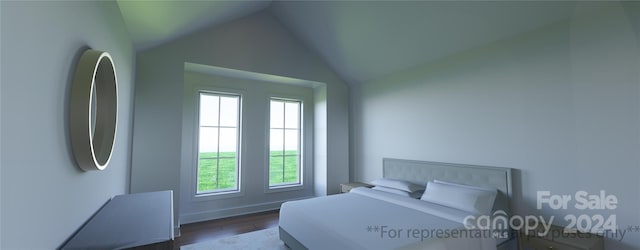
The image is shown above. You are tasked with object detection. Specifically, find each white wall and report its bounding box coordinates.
[130,10,349,227]
[0,1,134,249]
[351,3,640,249]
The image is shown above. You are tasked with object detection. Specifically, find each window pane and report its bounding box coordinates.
[199,94,219,126]
[284,102,299,129]
[219,96,239,127]
[198,127,218,154]
[270,129,283,155]
[217,157,237,190]
[284,155,299,184]
[270,100,284,128]
[269,156,284,185]
[197,159,218,193]
[219,128,237,154]
[284,129,298,153]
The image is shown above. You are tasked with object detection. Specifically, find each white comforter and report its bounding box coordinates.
[279,187,497,250]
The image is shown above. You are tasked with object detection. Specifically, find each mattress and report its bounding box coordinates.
[279,187,497,250]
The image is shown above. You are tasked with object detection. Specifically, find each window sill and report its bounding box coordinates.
[192,189,243,202]
[264,184,304,194]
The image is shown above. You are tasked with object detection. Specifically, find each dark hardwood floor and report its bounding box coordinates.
[173,210,280,249]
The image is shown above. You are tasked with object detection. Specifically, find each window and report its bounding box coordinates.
[269,99,302,187]
[196,92,241,194]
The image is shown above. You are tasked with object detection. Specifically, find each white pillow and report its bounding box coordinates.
[420,181,497,215]
[372,186,423,198]
[434,180,498,213]
[371,178,424,193]
[433,179,496,193]
[372,186,411,197]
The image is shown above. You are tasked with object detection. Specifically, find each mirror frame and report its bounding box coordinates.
[70,49,118,171]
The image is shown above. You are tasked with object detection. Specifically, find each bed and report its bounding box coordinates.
[279,158,513,250]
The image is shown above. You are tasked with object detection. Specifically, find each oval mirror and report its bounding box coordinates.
[70,49,118,171]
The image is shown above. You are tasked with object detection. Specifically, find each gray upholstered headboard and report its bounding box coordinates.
[383,158,513,215]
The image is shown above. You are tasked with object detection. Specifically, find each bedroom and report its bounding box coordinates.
[1,1,639,249]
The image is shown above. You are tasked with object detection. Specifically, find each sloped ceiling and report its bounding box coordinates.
[118,0,579,85]
[272,1,579,84]
[117,0,270,51]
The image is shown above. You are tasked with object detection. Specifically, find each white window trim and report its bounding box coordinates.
[264,94,309,194]
[190,86,246,202]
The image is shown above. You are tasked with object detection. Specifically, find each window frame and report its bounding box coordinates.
[193,90,243,198]
[267,98,303,189]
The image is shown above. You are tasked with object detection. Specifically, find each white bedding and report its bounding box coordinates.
[279,187,497,250]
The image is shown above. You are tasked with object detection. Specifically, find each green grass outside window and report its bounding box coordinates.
[197,151,299,193]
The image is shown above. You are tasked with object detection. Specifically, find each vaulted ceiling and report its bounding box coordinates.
[117,0,271,50]
[117,1,580,85]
